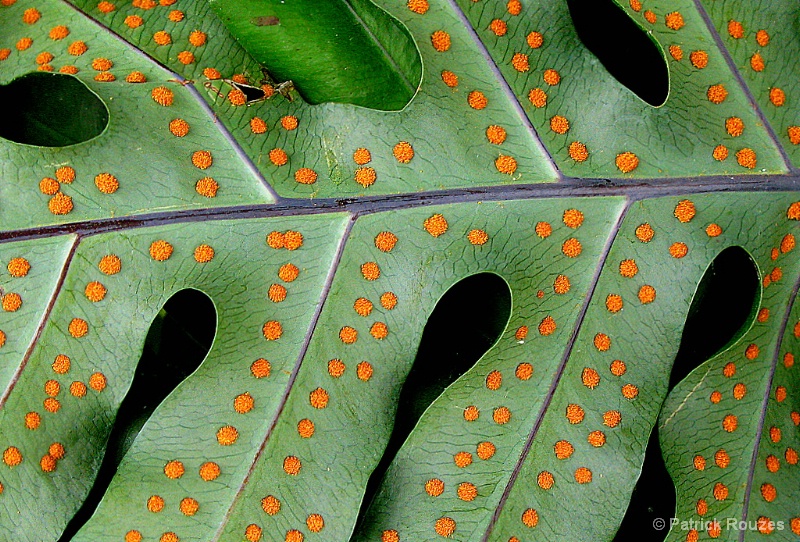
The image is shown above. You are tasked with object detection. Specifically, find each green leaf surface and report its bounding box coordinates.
[0,0,799,540]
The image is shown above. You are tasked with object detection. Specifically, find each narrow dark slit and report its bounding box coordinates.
[567,0,669,106]
[59,289,216,541]
[614,246,759,541]
[352,273,511,536]
[0,72,108,147]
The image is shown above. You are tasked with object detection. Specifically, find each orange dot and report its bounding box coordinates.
[776,385,787,402]
[538,315,556,336]
[435,517,456,537]
[468,91,488,110]
[250,358,271,378]
[615,152,639,173]
[7,257,30,277]
[722,414,738,432]
[52,354,71,374]
[464,405,479,421]
[745,343,759,359]
[690,50,708,69]
[250,117,267,134]
[40,177,59,195]
[245,524,262,542]
[382,530,399,542]
[669,45,683,61]
[604,410,621,427]
[713,482,728,500]
[707,84,727,104]
[562,238,582,257]
[164,460,184,479]
[736,148,757,169]
[49,443,64,460]
[582,368,600,389]
[179,497,200,516]
[638,285,656,304]
[750,52,764,71]
[568,141,589,162]
[16,37,33,51]
[295,168,317,184]
[153,30,172,45]
[425,478,444,497]
[297,418,315,438]
[566,404,585,424]
[45,379,60,397]
[191,150,213,170]
[168,119,190,137]
[610,359,626,376]
[485,370,503,390]
[199,461,220,481]
[148,240,173,261]
[554,440,574,459]
[431,30,451,52]
[268,284,287,303]
[280,115,299,131]
[467,229,489,246]
[486,125,507,145]
[726,117,744,137]
[606,294,623,313]
[278,262,299,282]
[712,145,728,161]
[355,167,377,187]
[489,19,507,36]
[306,514,324,533]
[769,87,785,106]
[537,471,554,489]
[147,495,165,512]
[535,221,552,238]
[511,52,529,72]
[728,20,744,39]
[710,390,722,403]
[94,172,119,194]
[353,298,373,317]
[189,30,207,46]
[515,362,533,380]
[22,7,41,23]
[125,15,143,28]
[441,70,458,87]
[370,322,388,340]
[457,482,478,501]
[495,155,517,174]
[234,393,254,414]
[283,455,301,475]
[787,448,799,464]
[587,430,606,447]
[550,115,569,134]
[262,320,283,340]
[216,425,239,445]
[84,282,107,302]
[97,1,115,12]
[594,333,611,351]
[493,406,511,424]
[151,86,174,106]
[3,446,22,467]
[543,69,560,85]
[528,88,547,108]
[310,388,329,409]
[527,31,543,48]
[454,451,473,468]
[70,381,87,397]
[25,411,40,430]
[49,25,70,40]
[357,361,373,381]
[228,88,246,106]
[574,467,592,484]
[507,0,521,15]
[476,441,495,460]
[48,192,73,215]
[789,127,800,145]
[169,10,184,22]
[407,0,429,14]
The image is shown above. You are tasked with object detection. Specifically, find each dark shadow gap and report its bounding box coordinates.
[567,0,669,107]
[59,289,216,541]
[351,273,512,537]
[0,72,108,147]
[614,246,759,541]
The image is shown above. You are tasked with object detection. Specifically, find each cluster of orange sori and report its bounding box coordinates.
[39,165,121,215]
[0,255,31,391]
[412,3,522,177]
